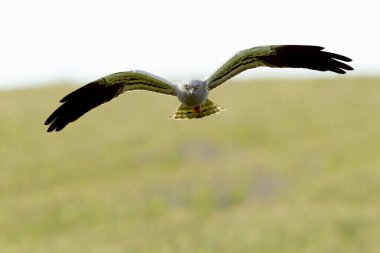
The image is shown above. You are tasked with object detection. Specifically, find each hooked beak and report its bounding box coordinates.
[189,88,194,95]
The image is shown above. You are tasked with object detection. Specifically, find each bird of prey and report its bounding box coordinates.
[45,45,353,132]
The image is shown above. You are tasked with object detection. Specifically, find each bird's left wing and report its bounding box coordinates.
[206,45,353,90]
[45,70,177,132]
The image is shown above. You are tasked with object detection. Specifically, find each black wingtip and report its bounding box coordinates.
[269,45,354,75]
[46,126,54,132]
[45,80,124,132]
[325,51,353,63]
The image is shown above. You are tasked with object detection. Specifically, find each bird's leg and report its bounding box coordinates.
[192,106,202,114]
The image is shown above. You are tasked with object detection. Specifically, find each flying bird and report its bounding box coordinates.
[45,45,353,132]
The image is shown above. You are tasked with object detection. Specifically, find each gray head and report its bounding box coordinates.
[178,79,206,95]
[177,79,208,107]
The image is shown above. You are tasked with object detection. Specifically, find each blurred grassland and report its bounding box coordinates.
[0,77,379,253]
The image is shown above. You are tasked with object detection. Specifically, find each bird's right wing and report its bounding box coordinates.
[206,45,353,90]
[45,70,177,132]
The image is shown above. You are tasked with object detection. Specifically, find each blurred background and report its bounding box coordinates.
[1,0,379,252]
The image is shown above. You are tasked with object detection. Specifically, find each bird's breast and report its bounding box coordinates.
[177,91,207,107]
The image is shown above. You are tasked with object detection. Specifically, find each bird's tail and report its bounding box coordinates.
[169,99,226,120]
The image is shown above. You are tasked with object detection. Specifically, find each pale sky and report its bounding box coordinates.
[0,0,378,89]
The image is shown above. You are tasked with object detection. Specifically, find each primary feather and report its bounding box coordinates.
[45,70,176,132]
[206,45,353,89]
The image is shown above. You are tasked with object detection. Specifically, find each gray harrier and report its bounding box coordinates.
[45,45,353,132]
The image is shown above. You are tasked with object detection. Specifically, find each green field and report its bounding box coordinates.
[1,77,379,253]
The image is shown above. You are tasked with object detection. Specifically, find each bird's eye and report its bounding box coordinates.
[184,84,189,90]
[194,85,199,90]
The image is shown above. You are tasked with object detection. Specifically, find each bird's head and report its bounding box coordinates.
[179,79,205,95]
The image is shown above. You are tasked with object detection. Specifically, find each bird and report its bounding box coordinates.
[45,45,353,132]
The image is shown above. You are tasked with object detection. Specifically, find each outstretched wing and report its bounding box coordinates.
[45,70,176,132]
[206,45,354,90]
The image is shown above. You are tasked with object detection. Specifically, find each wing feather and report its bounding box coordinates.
[206,45,354,90]
[45,70,176,132]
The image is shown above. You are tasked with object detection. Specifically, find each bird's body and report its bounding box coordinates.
[45,45,354,132]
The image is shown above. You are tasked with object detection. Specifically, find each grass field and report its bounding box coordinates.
[1,77,379,253]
